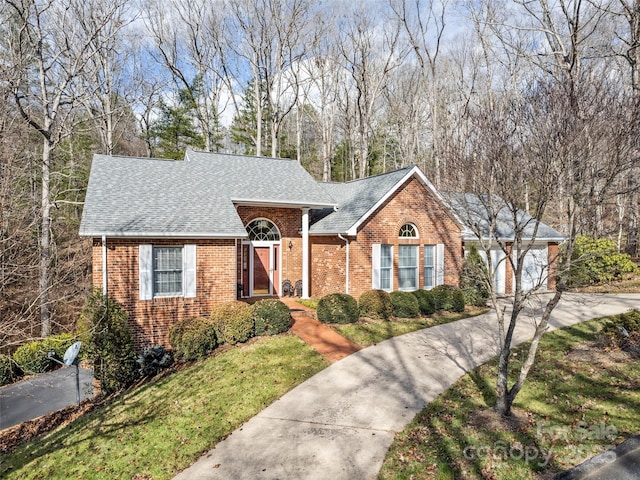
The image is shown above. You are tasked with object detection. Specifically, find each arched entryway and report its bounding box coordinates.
[241,219,281,297]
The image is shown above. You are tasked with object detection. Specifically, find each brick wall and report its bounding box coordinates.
[311,176,464,300]
[92,238,236,349]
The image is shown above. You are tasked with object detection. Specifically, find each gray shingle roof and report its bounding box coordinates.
[310,167,417,234]
[80,150,336,238]
[442,192,565,242]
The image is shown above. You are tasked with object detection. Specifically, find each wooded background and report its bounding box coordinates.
[1,0,638,351]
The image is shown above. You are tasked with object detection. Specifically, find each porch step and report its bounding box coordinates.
[281,298,361,363]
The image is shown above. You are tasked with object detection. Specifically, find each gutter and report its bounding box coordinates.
[338,233,350,295]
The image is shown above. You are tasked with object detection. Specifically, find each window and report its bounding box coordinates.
[424,245,435,289]
[139,244,196,300]
[372,244,393,291]
[153,247,182,296]
[399,223,418,238]
[246,219,280,241]
[380,245,393,290]
[399,245,418,290]
[424,244,445,289]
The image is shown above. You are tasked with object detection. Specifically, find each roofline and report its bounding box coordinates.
[232,198,337,209]
[345,166,466,235]
[80,231,249,239]
[462,236,566,243]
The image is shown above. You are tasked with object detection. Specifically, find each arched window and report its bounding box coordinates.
[399,223,418,238]
[246,219,280,241]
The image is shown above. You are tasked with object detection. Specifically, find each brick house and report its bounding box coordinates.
[80,150,560,348]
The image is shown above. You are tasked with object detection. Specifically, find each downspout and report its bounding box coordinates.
[338,233,350,295]
[101,235,108,297]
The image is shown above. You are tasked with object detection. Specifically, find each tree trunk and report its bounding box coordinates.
[40,138,53,337]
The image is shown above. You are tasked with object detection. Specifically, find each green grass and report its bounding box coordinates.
[379,314,640,479]
[296,298,319,309]
[0,335,329,480]
[335,308,489,347]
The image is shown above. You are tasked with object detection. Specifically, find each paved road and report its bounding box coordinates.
[173,293,640,480]
[0,367,94,431]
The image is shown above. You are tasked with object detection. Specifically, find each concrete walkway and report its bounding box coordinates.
[174,293,640,480]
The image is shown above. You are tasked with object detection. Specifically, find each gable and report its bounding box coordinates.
[310,167,464,236]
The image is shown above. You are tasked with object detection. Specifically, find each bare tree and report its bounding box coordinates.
[78,0,137,155]
[226,0,310,158]
[391,0,449,185]
[2,0,128,336]
[339,3,408,178]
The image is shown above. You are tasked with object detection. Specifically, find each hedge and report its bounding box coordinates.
[253,299,292,336]
[390,291,420,318]
[211,301,255,345]
[317,293,359,324]
[359,290,393,320]
[169,316,218,361]
[12,333,77,375]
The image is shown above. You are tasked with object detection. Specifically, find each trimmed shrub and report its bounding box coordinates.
[0,355,19,387]
[13,333,76,375]
[412,289,436,315]
[169,317,218,361]
[567,236,638,287]
[460,245,490,307]
[79,292,138,395]
[317,293,359,324]
[211,301,255,345]
[253,299,292,336]
[430,285,458,311]
[451,289,466,313]
[137,345,173,377]
[390,291,420,318]
[359,290,393,320]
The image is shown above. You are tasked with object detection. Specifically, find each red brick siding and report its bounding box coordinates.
[310,177,464,300]
[547,242,559,291]
[92,238,236,349]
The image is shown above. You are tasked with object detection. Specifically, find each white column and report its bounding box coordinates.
[302,208,310,299]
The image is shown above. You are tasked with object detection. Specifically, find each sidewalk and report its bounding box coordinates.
[174,293,640,480]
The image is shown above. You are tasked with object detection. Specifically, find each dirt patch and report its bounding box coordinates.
[565,342,634,368]
[467,407,534,433]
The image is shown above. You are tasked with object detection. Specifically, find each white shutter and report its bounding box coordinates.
[436,243,445,286]
[372,244,381,289]
[183,244,197,298]
[139,244,153,300]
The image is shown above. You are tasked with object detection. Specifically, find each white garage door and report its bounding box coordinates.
[521,246,548,291]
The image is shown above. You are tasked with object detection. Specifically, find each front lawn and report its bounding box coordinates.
[334,307,488,347]
[379,314,640,479]
[0,335,328,480]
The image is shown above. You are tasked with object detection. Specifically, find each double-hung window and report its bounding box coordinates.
[424,245,435,289]
[139,244,196,300]
[153,247,183,296]
[372,244,393,291]
[424,244,445,289]
[398,245,418,290]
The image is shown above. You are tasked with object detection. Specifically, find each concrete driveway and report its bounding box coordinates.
[173,293,640,480]
[0,367,94,431]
